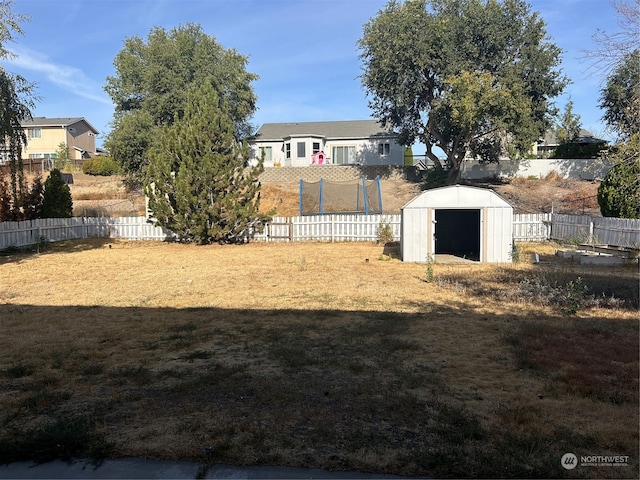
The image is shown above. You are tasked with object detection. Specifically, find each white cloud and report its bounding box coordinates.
[5,46,112,105]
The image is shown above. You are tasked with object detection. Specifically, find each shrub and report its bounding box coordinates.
[42,169,73,218]
[597,159,640,218]
[377,221,394,245]
[82,157,121,176]
[561,277,588,316]
[422,165,448,189]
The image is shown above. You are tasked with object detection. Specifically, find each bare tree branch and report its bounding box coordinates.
[582,0,640,75]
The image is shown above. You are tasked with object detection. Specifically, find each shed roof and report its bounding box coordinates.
[402,185,512,210]
[252,120,394,141]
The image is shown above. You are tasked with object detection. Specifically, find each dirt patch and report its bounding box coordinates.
[490,174,601,215]
[61,171,601,217]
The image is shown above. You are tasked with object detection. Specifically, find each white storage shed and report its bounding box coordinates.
[401,185,513,263]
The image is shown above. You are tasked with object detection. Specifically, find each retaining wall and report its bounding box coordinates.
[258,165,422,183]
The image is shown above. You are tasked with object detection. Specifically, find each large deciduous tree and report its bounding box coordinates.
[104,23,258,183]
[358,0,567,184]
[145,82,271,244]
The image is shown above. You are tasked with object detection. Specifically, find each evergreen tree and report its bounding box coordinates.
[145,82,271,244]
[42,169,73,218]
[597,133,640,218]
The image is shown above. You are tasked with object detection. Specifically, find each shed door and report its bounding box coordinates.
[434,209,481,261]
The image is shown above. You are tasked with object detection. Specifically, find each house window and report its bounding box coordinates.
[297,142,305,158]
[27,128,41,139]
[28,153,57,159]
[332,146,356,165]
[378,143,390,156]
[285,143,291,159]
[312,142,321,154]
[259,146,272,162]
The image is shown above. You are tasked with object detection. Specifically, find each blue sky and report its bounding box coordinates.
[2,0,622,149]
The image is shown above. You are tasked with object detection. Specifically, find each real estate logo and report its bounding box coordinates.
[562,452,630,469]
[561,453,578,470]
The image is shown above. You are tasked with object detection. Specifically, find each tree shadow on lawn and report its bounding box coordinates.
[0,303,637,479]
[0,238,114,265]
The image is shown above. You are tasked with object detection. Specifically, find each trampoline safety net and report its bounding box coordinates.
[299,176,383,215]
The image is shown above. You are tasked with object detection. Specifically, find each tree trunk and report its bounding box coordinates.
[446,163,462,185]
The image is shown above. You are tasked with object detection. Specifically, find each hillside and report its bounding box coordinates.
[64,171,601,217]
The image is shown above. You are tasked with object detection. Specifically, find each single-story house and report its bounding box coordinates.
[248,120,405,167]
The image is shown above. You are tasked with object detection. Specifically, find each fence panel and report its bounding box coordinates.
[1,213,638,249]
[593,217,640,247]
[512,213,551,241]
[549,214,640,247]
[550,214,592,242]
[107,217,176,241]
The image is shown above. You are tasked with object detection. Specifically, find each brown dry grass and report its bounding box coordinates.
[0,241,637,478]
[57,171,600,218]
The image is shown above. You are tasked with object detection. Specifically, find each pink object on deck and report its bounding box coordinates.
[311,151,326,165]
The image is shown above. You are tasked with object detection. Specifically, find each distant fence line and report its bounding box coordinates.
[1,214,639,251]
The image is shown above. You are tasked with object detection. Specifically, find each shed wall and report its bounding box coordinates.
[401,186,513,263]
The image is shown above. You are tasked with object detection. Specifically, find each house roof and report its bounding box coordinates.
[538,129,606,147]
[21,117,99,134]
[252,120,394,141]
[402,185,513,210]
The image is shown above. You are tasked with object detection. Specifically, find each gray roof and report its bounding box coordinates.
[539,129,606,147]
[21,117,99,134]
[252,120,394,141]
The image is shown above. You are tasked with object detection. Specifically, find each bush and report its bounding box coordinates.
[422,165,449,189]
[82,157,121,176]
[597,160,640,218]
[597,134,640,218]
[42,169,73,218]
[377,221,394,245]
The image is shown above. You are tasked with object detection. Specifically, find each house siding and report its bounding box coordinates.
[249,121,405,167]
[21,118,98,162]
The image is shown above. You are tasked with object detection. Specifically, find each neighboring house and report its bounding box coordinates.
[248,120,404,167]
[533,129,607,158]
[1,117,99,169]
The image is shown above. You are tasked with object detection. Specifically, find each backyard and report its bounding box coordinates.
[0,240,637,478]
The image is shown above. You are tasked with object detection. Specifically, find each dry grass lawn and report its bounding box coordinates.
[0,240,637,478]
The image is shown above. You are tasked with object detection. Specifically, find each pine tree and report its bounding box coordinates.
[145,82,271,244]
[42,169,73,218]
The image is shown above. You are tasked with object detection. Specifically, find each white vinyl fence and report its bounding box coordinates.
[512,213,551,242]
[1,213,639,250]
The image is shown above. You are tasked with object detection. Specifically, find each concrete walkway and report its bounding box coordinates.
[0,458,413,479]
